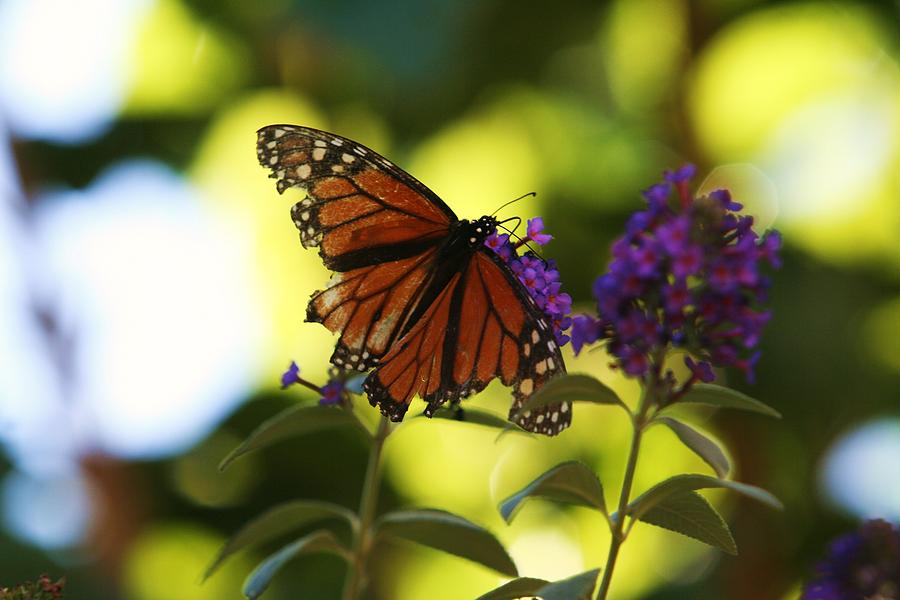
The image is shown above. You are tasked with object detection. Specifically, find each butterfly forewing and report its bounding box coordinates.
[257,125,456,272]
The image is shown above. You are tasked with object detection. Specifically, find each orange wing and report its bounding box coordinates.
[306,248,438,370]
[365,250,571,436]
[257,125,455,272]
[258,125,457,368]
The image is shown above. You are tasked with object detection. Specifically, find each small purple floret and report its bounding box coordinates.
[663,164,696,184]
[526,217,553,246]
[280,361,301,389]
[320,380,344,406]
[570,315,602,354]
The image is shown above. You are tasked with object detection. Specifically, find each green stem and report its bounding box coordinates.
[342,416,391,600]
[595,388,652,600]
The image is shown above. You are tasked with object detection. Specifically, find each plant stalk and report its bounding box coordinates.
[342,416,391,600]
[595,388,652,600]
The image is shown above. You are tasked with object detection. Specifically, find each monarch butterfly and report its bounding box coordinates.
[257,125,570,435]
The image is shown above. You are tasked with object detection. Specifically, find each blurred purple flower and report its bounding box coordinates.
[571,165,781,390]
[684,356,715,383]
[570,314,602,354]
[802,519,900,600]
[664,164,696,184]
[320,380,344,406]
[280,361,301,389]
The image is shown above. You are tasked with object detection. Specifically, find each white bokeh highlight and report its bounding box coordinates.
[1,470,92,550]
[29,159,265,460]
[821,418,900,521]
[0,0,150,143]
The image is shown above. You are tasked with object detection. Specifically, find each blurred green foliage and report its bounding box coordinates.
[4,0,900,599]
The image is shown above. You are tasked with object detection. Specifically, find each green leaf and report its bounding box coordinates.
[678,384,780,418]
[656,417,730,478]
[627,474,783,522]
[375,509,518,577]
[499,461,607,523]
[205,500,358,579]
[220,405,367,471]
[473,570,601,600]
[242,530,349,600]
[429,406,522,431]
[475,577,549,600]
[535,568,601,600]
[638,491,737,555]
[510,374,625,422]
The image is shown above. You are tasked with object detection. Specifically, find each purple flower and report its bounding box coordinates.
[633,242,661,277]
[684,356,715,383]
[664,164,696,184]
[656,216,691,256]
[543,282,572,316]
[617,345,649,377]
[642,183,670,213]
[320,380,344,406]
[663,281,690,316]
[484,217,572,348]
[520,267,546,293]
[760,231,783,268]
[802,520,900,600]
[485,232,513,261]
[671,245,703,279]
[526,217,553,245]
[572,166,781,396]
[708,188,742,211]
[281,361,301,389]
[571,315,602,354]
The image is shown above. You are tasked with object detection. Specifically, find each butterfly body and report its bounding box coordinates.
[258,124,571,435]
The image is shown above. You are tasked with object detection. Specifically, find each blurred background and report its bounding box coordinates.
[1,0,898,598]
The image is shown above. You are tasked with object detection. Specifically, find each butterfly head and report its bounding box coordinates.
[464,216,499,247]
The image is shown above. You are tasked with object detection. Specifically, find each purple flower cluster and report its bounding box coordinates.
[802,519,900,600]
[571,166,781,385]
[485,217,572,345]
[280,361,347,406]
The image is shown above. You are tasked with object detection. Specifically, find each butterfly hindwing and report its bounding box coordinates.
[364,250,571,436]
[307,247,438,371]
[471,251,570,436]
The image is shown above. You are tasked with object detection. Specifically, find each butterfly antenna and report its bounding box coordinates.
[490,192,536,217]
[498,219,546,258]
[497,221,542,258]
[497,216,522,232]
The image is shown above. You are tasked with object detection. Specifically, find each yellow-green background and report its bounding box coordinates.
[2,1,899,599]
